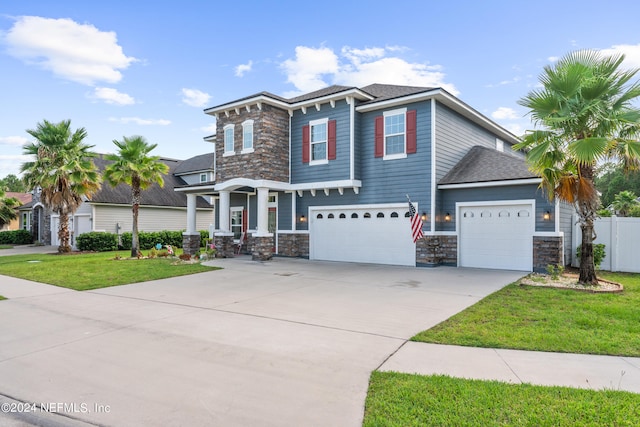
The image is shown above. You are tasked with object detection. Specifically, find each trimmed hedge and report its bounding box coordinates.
[0,229,33,245]
[76,230,211,252]
[76,232,118,252]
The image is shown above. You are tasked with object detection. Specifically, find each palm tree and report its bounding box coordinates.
[0,189,20,229]
[21,120,101,252]
[516,50,640,284]
[103,136,169,257]
[612,190,638,216]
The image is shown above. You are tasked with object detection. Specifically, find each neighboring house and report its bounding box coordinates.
[1,192,32,231]
[175,83,570,272]
[19,155,214,247]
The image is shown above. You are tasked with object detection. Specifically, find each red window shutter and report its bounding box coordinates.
[328,120,336,160]
[374,116,384,158]
[406,110,417,154]
[242,209,247,232]
[302,125,310,163]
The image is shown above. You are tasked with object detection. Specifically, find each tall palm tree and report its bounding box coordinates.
[0,189,20,229]
[516,50,640,284]
[612,190,638,216]
[21,120,101,252]
[103,136,169,257]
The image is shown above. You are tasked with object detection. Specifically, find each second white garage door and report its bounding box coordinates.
[458,202,534,271]
[309,204,416,266]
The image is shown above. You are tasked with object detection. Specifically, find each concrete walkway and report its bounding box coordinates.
[0,244,58,256]
[0,254,638,427]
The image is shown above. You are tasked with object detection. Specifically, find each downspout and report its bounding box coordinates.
[430,98,437,233]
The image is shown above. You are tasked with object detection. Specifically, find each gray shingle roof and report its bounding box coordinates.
[359,84,435,104]
[438,146,537,185]
[173,153,214,175]
[89,155,212,208]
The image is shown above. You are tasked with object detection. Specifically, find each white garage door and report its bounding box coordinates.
[459,202,534,271]
[309,204,416,266]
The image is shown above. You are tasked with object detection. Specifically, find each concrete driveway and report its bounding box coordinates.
[0,256,524,426]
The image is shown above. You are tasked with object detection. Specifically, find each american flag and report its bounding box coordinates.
[409,200,424,243]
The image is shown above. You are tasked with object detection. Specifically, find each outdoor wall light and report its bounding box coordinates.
[543,211,551,221]
[421,212,427,221]
[299,215,306,223]
[444,212,451,222]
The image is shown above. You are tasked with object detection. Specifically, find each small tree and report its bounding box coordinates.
[21,120,101,252]
[103,136,169,257]
[516,50,640,285]
[0,189,19,229]
[612,190,638,216]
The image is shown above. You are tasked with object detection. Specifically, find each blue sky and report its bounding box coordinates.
[2,0,640,178]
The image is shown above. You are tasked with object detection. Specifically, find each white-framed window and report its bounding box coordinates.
[384,108,407,160]
[200,173,208,183]
[224,124,235,156]
[242,120,254,154]
[22,212,31,231]
[496,138,504,152]
[230,207,243,240]
[310,118,328,165]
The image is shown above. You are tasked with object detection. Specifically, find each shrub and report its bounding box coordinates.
[77,232,118,252]
[119,230,210,250]
[0,229,34,245]
[576,243,607,269]
[597,208,612,217]
[628,205,640,217]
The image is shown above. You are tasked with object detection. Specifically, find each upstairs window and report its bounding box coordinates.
[242,120,254,153]
[375,109,417,160]
[224,124,235,156]
[302,119,336,164]
[496,138,504,152]
[200,173,208,183]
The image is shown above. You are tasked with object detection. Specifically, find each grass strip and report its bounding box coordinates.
[364,372,640,427]
[0,251,219,291]
[412,272,640,357]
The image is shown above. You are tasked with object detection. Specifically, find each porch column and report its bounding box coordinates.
[255,187,271,237]
[214,190,235,258]
[218,190,231,233]
[186,194,197,234]
[252,186,273,261]
[182,193,200,256]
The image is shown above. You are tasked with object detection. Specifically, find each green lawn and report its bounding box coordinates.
[364,372,640,427]
[412,272,640,357]
[0,251,219,291]
[366,273,640,425]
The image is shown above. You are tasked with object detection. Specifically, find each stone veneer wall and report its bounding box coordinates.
[214,235,235,258]
[216,104,290,182]
[533,235,564,272]
[182,233,201,256]
[416,235,457,267]
[252,236,274,261]
[277,233,309,258]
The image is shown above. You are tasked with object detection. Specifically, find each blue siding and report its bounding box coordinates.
[278,192,292,230]
[293,100,433,231]
[559,200,574,264]
[291,100,352,183]
[435,102,519,181]
[439,184,555,232]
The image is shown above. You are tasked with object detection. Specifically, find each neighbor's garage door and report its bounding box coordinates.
[309,205,415,266]
[459,202,534,271]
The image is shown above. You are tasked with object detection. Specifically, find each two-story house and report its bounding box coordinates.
[177,84,572,272]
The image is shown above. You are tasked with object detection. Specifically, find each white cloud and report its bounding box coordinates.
[181,88,211,107]
[0,136,29,146]
[548,56,559,63]
[235,60,253,77]
[92,87,135,105]
[491,107,519,120]
[0,155,31,178]
[599,43,640,69]
[108,117,171,126]
[200,123,216,133]
[280,45,458,96]
[3,16,137,85]
[503,123,525,137]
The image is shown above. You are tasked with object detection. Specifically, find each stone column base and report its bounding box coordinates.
[252,235,274,261]
[214,234,235,258]
[416,235,458,267]
[182,233,201,256]
[533,236,563,272]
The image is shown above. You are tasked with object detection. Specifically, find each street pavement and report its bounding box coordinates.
[0,252,638,426]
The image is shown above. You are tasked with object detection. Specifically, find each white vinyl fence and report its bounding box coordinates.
[572,215,640,273]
